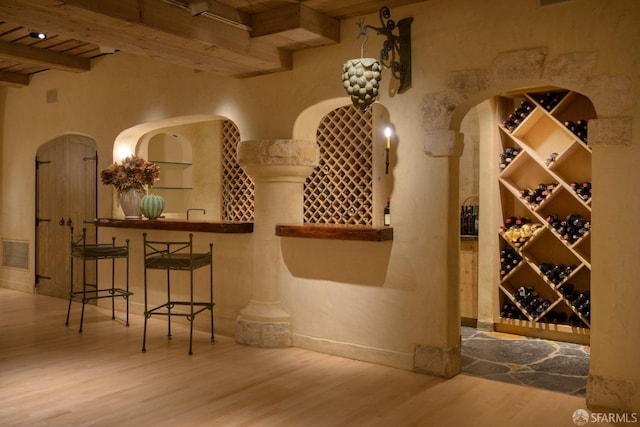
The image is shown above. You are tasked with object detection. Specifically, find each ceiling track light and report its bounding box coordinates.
[29,31,47,40]
[162,0,252,31]
[201,11,252,31]
[188,0,208,16]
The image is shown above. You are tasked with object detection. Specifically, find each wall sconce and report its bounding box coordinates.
[384,127,392,174]
[116,147,133,162]
[341,6,413,111]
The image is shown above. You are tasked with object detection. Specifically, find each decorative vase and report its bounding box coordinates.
[341,58,382,111]
[119,188,144,219]
[140,194,165,220]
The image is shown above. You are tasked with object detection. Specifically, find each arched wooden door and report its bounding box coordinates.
[35,135,97,299]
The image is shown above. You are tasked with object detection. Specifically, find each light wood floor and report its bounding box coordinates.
[0,288,610,427]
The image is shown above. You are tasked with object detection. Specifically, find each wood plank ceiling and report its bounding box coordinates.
[0,0,425,88]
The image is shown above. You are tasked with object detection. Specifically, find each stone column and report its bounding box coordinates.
[414,129,464,378]
[235,139,318,348]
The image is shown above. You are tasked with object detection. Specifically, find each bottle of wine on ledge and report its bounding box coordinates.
[384,196,391,226]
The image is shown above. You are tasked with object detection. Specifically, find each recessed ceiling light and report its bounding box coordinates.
[29,32,47,40]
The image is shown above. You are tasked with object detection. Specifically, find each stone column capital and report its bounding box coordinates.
[238,139,319,182]
[424,129,465,157]
[587,117,632,146]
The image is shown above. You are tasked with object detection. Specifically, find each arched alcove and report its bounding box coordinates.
[111,115,246,219]
[294,98,393,227]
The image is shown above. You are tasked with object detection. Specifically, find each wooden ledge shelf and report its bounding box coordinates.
[276,223,393,242]
[93,218,253,233]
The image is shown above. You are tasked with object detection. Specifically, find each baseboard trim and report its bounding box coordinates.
[292,333,414,370]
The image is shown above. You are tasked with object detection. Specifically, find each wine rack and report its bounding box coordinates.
[222,120,255,222]
[497,90,595,343]
[304,105,374,225]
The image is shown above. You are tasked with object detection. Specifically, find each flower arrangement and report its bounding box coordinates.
[100,155,160,194]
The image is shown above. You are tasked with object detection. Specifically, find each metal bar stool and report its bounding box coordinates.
[142,233,214,355]
[65,227,132,333]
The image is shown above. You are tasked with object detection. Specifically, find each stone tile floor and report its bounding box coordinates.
[461,326,590,396]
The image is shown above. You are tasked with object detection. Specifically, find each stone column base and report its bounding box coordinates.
[413,343,461,378]
[476,320,495,332]
[235,316,292,348]
[587,374,639,413]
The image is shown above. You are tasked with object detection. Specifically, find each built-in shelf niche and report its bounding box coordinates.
[148,132,193,214]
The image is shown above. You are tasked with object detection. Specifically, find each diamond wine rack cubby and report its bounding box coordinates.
[497,90,595,343]
[222,120,254,222]
[304,105,375,226]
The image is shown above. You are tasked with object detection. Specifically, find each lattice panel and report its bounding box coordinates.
[304,105,373,225]
[222,120,254,222]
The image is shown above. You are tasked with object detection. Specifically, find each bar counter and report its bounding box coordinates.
[93,218,253,233]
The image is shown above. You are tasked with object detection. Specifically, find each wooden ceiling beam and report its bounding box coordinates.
[0,0,291,76]
[0,39,90,73]
[198,0,252,29]
[0,70,30,87]
[0,0,427,80]
[251,4,340,50]
[298,0,424,20]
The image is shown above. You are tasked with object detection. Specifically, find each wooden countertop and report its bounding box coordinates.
[93,218,253,233]
[94,219,391,240]
[275,223,393,242]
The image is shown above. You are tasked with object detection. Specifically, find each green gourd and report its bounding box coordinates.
[140,194,165,219]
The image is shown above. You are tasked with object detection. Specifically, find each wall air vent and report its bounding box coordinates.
[2,240,29,270]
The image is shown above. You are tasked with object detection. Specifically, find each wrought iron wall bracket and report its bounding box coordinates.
[357,7,413,93]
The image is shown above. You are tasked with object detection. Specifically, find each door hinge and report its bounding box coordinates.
[35,159,51,169]
[35,274,52,285]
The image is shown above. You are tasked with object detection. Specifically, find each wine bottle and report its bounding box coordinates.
[473,205,479,234]
[499,147,519,169]
[576,119,588,144]
[521,183,557,206]
[503,101,535,132]
[384,196,391,226]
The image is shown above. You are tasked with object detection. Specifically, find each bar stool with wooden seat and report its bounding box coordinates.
[66,227,132,333]
[142,233,214,355]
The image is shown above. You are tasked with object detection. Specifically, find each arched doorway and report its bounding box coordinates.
[458,89,595,396]
[416,47,633,394]
[35,134,98,299]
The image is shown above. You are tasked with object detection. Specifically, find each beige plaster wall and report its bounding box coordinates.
[1,0,639,412]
